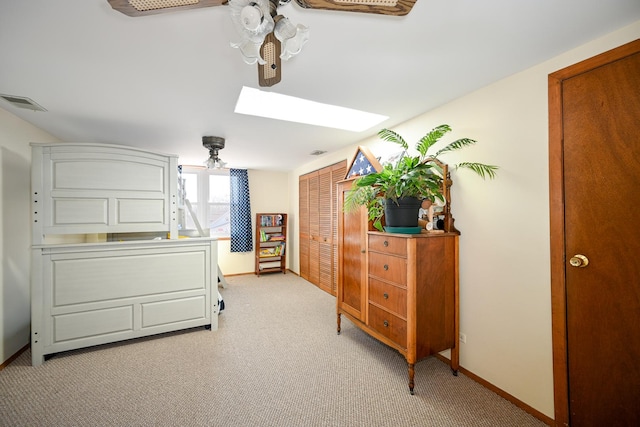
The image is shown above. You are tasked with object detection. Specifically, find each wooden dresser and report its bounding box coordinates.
[337,229,459,394]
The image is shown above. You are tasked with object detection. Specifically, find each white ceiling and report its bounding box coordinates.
[1,1,639,171]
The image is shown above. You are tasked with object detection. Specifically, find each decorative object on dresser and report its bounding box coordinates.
[344,125,498,233]
[298,160,347,295]
[30,143,219,366]
[255,213,287,275]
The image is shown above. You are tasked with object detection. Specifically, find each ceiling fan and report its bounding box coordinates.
[202,136,227,169]
[107,0,417,87]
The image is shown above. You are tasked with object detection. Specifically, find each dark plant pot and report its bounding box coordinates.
[384,197,423,228]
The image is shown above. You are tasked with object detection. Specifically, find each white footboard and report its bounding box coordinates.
[31,238,218,366]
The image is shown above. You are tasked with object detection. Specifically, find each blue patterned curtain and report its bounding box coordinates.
[229,169,253,252]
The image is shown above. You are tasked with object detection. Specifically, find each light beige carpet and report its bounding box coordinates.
[0,273,546,426]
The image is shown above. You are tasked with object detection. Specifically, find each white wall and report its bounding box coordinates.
[0,107,60,365]
[289,22,640,419]
[217,169,289,276]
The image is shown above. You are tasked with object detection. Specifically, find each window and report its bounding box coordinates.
[179,166,230,238]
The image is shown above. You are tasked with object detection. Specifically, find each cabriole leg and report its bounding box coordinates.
[408,363,415,395]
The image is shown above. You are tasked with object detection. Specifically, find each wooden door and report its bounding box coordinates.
[299,175,310,280]
[331,162,347,294]
[549,39,640,426]
[299,161,346,294]
[318,167,333,294]
[308,171,320,285]
[337,179,368,321]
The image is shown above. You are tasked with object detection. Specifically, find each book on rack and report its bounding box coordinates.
[259,245,285,257]
[260,248,276,257]
[259,261,282,270]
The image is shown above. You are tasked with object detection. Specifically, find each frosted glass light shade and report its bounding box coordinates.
[205,157,227,169]
[274,17,309,61]
[229,0,275,64]
[240,4,263,31]
[230,39,266,65]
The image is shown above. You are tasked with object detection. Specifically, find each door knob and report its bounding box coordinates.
[569,254,589,268]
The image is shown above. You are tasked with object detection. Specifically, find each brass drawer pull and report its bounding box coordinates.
[383,240,389,247]
[383,320,389,328]
[383,293,389,299]
[384,264,389,271]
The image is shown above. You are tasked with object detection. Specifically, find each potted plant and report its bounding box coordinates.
[344,124,498,232]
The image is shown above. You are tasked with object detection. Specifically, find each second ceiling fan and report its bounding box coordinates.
[107,0,417,86]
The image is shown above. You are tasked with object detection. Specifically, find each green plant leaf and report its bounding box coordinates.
[416,124,452,157]
[434,138,477,157]
[378,129,408,150]
[455,162,499,179]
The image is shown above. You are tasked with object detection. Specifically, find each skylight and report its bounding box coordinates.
[234,86,388,132]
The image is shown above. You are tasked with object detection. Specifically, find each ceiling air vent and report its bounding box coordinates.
[0,94,47,112]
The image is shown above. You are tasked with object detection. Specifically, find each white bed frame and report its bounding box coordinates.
[30,143,218,366]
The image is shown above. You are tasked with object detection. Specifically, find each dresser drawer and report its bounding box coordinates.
[368,252,406,285]
[368,304,407,349]
[368,234,407,257]
[369,277,407,318]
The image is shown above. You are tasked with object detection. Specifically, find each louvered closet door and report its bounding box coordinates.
[299,160,346,295]
[317,167,333,295]
[299,176,310,280]
[308,172,320,286]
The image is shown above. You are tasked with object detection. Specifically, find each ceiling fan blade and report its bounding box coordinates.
[107,0,225,17]
[258,33,282,87]
[294,0,416,16]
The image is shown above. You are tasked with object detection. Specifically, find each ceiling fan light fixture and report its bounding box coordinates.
[229,0,308,85]
[230,0,275,40]
[230,0,276,65]
[240,3,265,31]
[205,157,227,169]
[203,136,227,169]
[231,39,267,65]
[274,17,309,60]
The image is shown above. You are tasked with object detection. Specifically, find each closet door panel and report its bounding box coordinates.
[299,176,310,280]
[299,160,346,294]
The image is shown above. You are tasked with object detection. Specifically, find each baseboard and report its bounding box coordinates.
[0,343,29,371]
[435,354,554,426]
[222,269,297,278]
